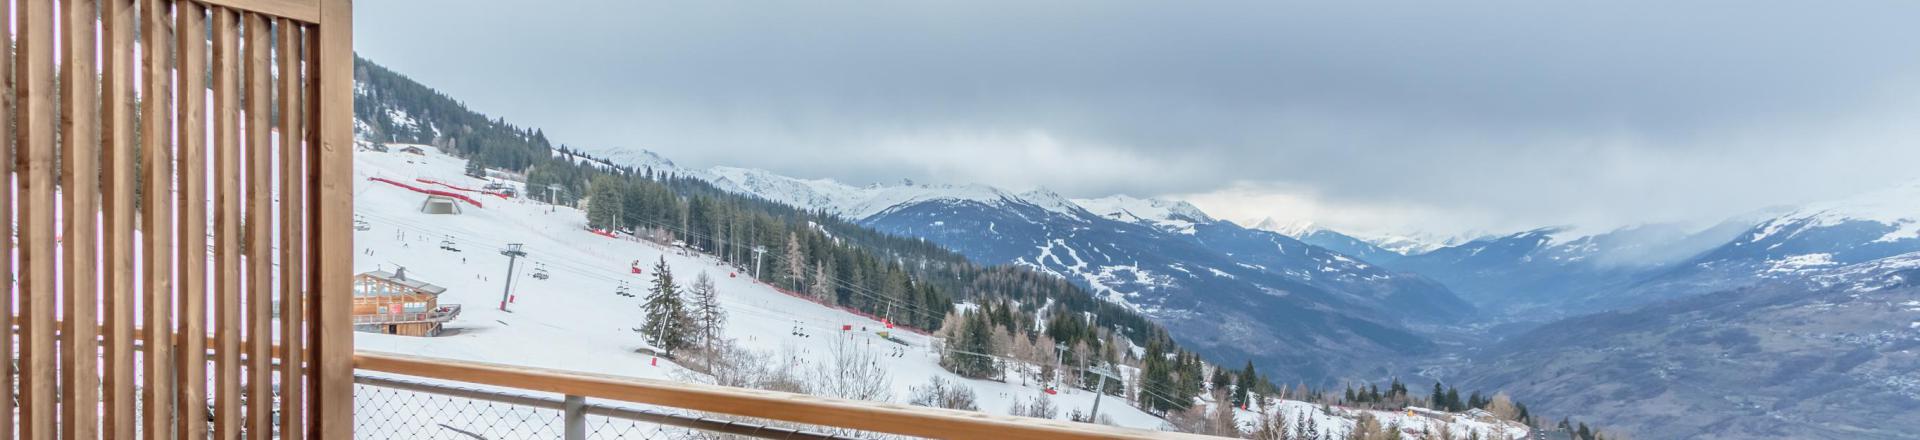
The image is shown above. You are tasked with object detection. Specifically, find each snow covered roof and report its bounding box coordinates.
[359,270,448,296]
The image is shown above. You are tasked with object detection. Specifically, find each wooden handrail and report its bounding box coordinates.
[12,320,297,361]
[354,351,1219,440]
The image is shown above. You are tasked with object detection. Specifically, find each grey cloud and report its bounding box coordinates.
[355,0,1920,235]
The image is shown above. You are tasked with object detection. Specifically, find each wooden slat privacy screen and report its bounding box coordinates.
[3,0,354,438]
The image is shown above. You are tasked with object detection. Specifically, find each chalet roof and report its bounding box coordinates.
[359,270,447,296]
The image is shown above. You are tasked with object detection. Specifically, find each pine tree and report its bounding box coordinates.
[688,271,726,359]
[585,175,625,230]
[1234,361,1256,408]
[939,310,999,379]
[1431,383,1446,409]
[464,158,486,177]
[641,257,691,357]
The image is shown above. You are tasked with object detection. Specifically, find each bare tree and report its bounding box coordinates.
[1250,405,1290,440]
[688,272,727,365]
[1485,392,1519,422]
[1348,412,1387,440]
[1164,406,1210,434]
[782,232,805,290]
[907,376,980,411]
[1008,393,1059,420]
[1207,401,1242,437]
[809,264,834,303]
[811,337,893,401]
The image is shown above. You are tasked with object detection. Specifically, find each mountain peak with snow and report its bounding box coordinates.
[1246,217,1321,237]
[1019,188,1093,217]
[1756,178,1920,243]
[1073,194,1217,233]
[590,147,680,173]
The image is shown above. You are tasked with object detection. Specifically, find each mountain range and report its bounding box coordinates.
[587,155,1475,382]
[587,146,1920,439]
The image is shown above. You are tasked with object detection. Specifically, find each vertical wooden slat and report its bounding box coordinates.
[278,18,309,440]
[14,0,58,438]
[60,0,104,437]
[140,0,178,437]
[176,3,212,439]
[304,24,326,439]
[1,0,19,435]
[211,6,245,439]
[315,0,356,437]
[100,0,140,436]
[245,11,276,437]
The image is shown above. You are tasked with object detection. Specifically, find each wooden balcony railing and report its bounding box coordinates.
[354,351,1221,440]
[3,0,354,438]
[352,304,464,325]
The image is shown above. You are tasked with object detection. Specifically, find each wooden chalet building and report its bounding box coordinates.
[353,268,461,336]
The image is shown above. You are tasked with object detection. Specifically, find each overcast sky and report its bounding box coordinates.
[356,1,1920,238]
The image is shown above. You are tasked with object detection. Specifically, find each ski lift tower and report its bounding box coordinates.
[752,245,767,279]
[1086,364,1119,421]
[499,243,527,311]
[1054,342,1071,390]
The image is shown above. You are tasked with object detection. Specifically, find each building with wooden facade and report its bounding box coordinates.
[353,268,461,336]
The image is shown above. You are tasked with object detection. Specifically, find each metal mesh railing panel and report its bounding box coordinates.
[351,378,880,440]
[354,383,568,440]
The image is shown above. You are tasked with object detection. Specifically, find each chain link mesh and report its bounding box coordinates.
[355,384,567,439]
[352,380,886,440]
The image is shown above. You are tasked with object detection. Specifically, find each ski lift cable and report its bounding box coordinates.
[359,212,638,286]
[362,210,948,324]
[935,346,1178,408]
[597,216,947,323]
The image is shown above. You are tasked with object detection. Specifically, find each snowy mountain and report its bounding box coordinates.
[1075,195,1217,234]
[1384,221,1753,316]
[837,192,1473,382]
[1355,230,1481,257]
[580,150,1473,382]
[1244,219,1480,264]
[1249,220,1408,265]
[1619,180,1920,306]
[349,145,1529,439]
[1459,250,1920,439]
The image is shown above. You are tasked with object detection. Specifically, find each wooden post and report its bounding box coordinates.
[100,0,141,436]
[176,4,212,439]
[59,0,104,437]
[314,0,358,438]
[140,1,179,436]
[15,0,58,438]
[211,6,245,439]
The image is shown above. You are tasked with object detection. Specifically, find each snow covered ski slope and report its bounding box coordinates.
[352,146,1178,429]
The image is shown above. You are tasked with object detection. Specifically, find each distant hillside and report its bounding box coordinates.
[1458,252,1920,439]
[580,155,1476,384]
